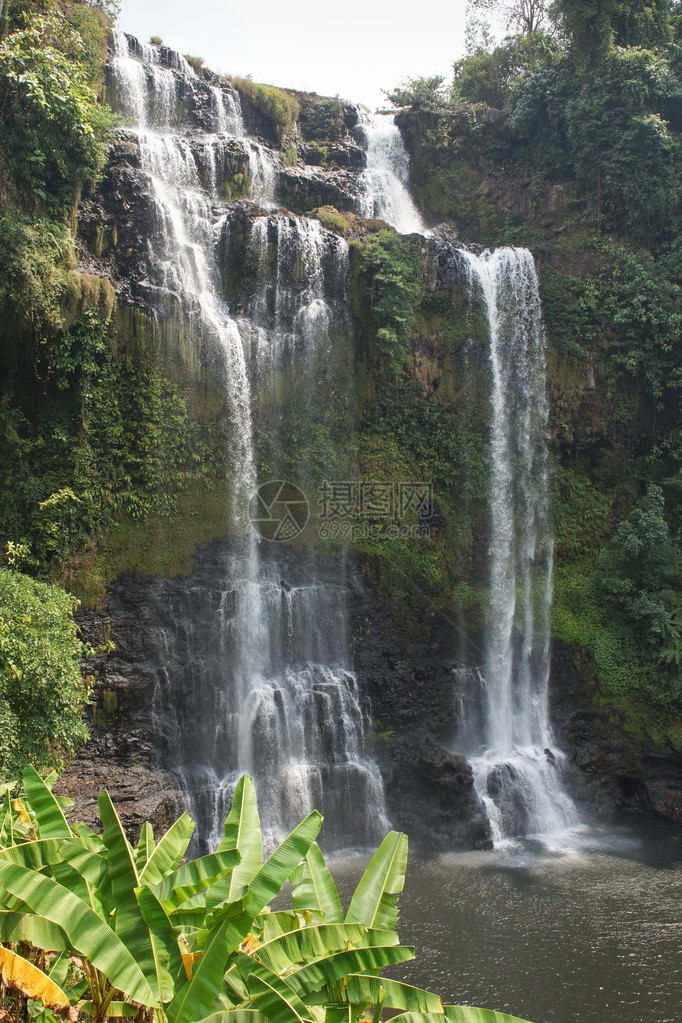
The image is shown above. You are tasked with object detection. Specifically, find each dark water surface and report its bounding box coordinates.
[327,822,682,1023]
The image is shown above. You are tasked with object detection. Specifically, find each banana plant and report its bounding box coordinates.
[0,770,534,1023]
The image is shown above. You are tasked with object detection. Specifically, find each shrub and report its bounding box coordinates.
[233,77,300,144]
[356,230,423,376]
[0,13,113,212]
[0,566,90,780]
[314,205,349,236]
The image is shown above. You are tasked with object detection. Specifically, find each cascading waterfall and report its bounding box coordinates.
[110,31,387,849]
[457,248,578,844]
[358,112,427,234]
[240,213,347,369]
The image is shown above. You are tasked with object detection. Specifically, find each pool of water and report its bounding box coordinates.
[326,820,682,1023]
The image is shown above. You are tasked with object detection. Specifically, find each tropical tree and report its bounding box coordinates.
[0,770,534,1023]
[467,0,551,37]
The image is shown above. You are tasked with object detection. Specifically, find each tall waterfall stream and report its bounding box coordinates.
[110,31,388,849]
[109,31,578,851]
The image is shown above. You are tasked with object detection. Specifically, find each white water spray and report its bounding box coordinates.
[359,112,427,235]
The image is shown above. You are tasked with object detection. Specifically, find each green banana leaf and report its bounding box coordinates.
[344,975,443,1013]
[72,821,105,853]
[345,832,407,932]
[154,848,241,910]
[259,911,301,942]
[247,971,315,1023]
[285,945,415,1001]
[139,812,195,886]
[135,885,183,1003]
[99,791,170,1002]
[195,1012,270,1023]
[0,910,68,950]
[218,775,262,899]
[444,1008,533,1023]
[324,1004,358,1023]
[291,843,343,924]
[22,766,72,839]
[255,924,398,975]
[58,839,108,887]
[136,821,155,874]
[391,1009,533,1023]
[0,839,65,870]
[247,811,323,920]
[48,860,100,912]
[0,859,157,1007]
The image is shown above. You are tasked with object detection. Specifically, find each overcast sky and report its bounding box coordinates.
[117,0,468,110]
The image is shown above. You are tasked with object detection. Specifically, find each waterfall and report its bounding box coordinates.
[358,112,427,235]
[109,30,387,850]
[458,248,578,844]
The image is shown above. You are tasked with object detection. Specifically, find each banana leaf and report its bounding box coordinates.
[136,821,155,875]
[247,971,314,1023]
[254,924,398,975]
[195,1012,269,1023]
[345,832,407,932]
[0,910,68,950]
[291,843,343,924]
[391,1009,533,1023]
[286,946,415,1001]
[344,975,443,1013]
[217,775,262,900]
[22,766,72,839]
[134,885,183,1003]
[139,812,195,886]
[154,848,241,909]
[77,1001,140,1017]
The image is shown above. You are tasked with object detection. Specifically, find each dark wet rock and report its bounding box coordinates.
[61,543,489,848]
[550,639,682,826]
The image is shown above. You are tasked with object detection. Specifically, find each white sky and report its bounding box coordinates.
[118,0,469,110]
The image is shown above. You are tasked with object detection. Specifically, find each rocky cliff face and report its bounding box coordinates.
[60,541,490,848]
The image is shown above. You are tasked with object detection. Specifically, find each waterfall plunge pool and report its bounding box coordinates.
[324,819,682,1023]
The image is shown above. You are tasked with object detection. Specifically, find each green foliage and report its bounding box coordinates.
[0,774,533,1023]
[313,206,349,237]
[611,0,671,48]
[183,54,205,74]
[0,214,76,350]
[360,380,463,491]
[68,4,111,86]
[555,0,617,68]
[580,243,682,409]
[355,231,423,377]
[0,12,113,212]
[0,314,226,572]
[0,569,90,780]
[510,47,682,241]
[539,266,588,358]
[385,76,450,112]
[300,98,344,142]
[233,79,300,145]
[596,486,682,666]
[453,34,558,109]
